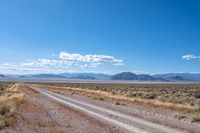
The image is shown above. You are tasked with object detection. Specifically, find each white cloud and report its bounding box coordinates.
[0,51,123,74]
[0,66,75,74]
[2,59,75,68]
[59,52,123,66]
[182,54,200,61]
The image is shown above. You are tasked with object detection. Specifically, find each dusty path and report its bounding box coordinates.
[32,86,188,133]
[3,84,200,133]
[4,85,120,133]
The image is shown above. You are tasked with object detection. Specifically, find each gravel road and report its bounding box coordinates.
[32,87,188,133]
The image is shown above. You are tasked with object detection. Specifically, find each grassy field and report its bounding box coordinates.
[34,83,200,111]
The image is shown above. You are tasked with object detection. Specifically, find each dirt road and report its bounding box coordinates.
[3,84,200,133]
[4,85,119,133]
[32,86,188,133]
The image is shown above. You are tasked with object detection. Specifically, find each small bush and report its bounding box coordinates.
[191,115,200,123]
[115,102,121,105]
[128,93,137,97]
[99,98,104,101]
[0,105,10,116]
[175,114,186,120]
[0,115,5,129]
[143,93,157,99]
[5,115,15,127]
[193,93,200,99]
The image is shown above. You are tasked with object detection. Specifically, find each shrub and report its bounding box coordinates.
[0,115,5,129]
[143,93,157,99]
[191,115,200,123]
[99,98,104,101]
[115,102,121,105]
[5,115,15,127]
[0,105,10,116]
[175,114,186,120]
[193,92,200,99]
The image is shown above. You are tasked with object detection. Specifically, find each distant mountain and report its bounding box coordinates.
[111,72,137,80]
[19,75,26,78]
[0,74,5,78]
[111,72,158,81]
[137,74,157,81]
[69,75,96,80]
[60,73,111,79]
[1,72,200,82]
[166,75,186,81]
[153,73,200,81]
[110,72,195,81]
[12,73,111,79]
[31,74,66,78]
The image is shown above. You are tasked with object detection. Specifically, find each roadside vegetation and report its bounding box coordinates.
[0,82,24,131]
[32,83,200,123]
[35,83,200,107]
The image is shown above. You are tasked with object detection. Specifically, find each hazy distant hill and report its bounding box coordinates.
[0,74,5,78]
[111,72,158,81]
[166,75,186,81]
[60,73,111,79]
[111,72,137,80]
[110,72,196,81]
[10,73,111,79]
[1,72,200,82]
[137,74,157,81]
[153,73,200,81]
[69,75,96,80]
[31,74,66,78]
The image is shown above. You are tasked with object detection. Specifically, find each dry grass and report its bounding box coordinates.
[30,83,200,113]
[0,83,24,130]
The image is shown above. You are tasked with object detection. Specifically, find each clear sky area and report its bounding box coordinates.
[0,0,200,74]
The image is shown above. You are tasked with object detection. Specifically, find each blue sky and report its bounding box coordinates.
[0,0,200,74]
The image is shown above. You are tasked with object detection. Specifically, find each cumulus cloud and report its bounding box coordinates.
[182,54,200,61]
[59,52,123,65]
[0,51,123,74]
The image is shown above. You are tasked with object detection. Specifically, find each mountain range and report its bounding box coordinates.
[153,73,200,81]
[111,72,198,81]
[0,72,200,82]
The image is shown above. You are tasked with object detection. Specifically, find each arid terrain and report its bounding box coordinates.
[0,82,200,133]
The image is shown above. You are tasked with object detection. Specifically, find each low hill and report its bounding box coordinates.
[60,73,111,79]
[31,74,66,78]
[111,72,157,81]
[153,73,200,81]
[69,75,96,80]
[0,74,5,78]
[166,75,186,81]
[111,72,137,80]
